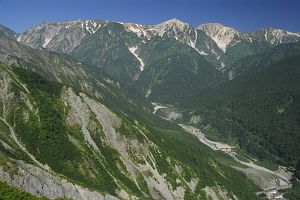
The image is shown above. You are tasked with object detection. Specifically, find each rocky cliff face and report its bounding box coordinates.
[0,160,118,200]
[17,19,106,53]
[252,28,300,45]
[0,24,16,40]
[18,19,300,60]
[197,23,254,53]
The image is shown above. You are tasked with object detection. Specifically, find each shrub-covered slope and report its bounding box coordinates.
[0,64,261,199]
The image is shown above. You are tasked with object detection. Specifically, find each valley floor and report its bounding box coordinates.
[153,103,293,200]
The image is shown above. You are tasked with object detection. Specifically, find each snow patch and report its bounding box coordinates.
[84,20,101,34]
[128,46,145,71]
[43,38,52,48]
[220,62,226,69]
[196,49,208,55]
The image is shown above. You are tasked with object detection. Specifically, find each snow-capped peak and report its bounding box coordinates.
[197,23,242,52]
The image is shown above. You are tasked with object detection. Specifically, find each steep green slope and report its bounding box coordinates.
[181,56,300,167]
[0,33,156,126]
[0,181,48,200]
[0,64,261,199]
[2,22,295,199]
[136,37,224,104]
[71,22,143,82]
[219,40,271,68]
[225,42,300,79]
[70,23,225,104]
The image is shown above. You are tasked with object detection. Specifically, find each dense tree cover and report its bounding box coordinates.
[225,42,300,79]
[295,160,300,179]
[136,37,224,104]
[284,181,300,200]
[182,56,300,167]
[285,161,300,200]
[9,67,81,172]
[72,22,142,82]
[220,40,271,67]
[73,27,226,105]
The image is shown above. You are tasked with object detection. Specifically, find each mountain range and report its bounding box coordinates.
[0,18,300,200]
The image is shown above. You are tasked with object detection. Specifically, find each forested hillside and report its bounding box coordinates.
[181,56,300,167]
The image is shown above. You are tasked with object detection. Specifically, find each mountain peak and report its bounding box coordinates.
[122,22,149,38]
[252,27,300,45]
[197,23,241,52]
[197,23,235,32]
[0,24,16,39]
[152,18,192,37]
[159,18,190,28]
[18,19,107,53]
[257,27,300,36]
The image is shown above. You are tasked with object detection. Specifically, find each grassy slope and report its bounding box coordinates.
[0,64,262,199]
[0,181,48,200]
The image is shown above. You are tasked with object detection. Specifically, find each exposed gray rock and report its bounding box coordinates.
[0,160,118,200]
[18,20,107,53]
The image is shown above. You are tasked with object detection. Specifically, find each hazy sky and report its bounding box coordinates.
[0,0,299,33]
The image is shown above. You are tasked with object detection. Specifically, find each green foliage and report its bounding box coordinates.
[295,160,300,179]
[72,22,142,82]
[116,117,145,142]
[184,56,300,166]
[150,146,180,190]
[136,37,224,104]
[284,181,300,200]
[225,42,300,79]
[0,181,48,200]
[220,40,271,67]
[0,64,261,199]
[89,129,143,196]
[9,67,81,173]
[5,68,118,195]
[144,125,260,199]
[136,172,150,197]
